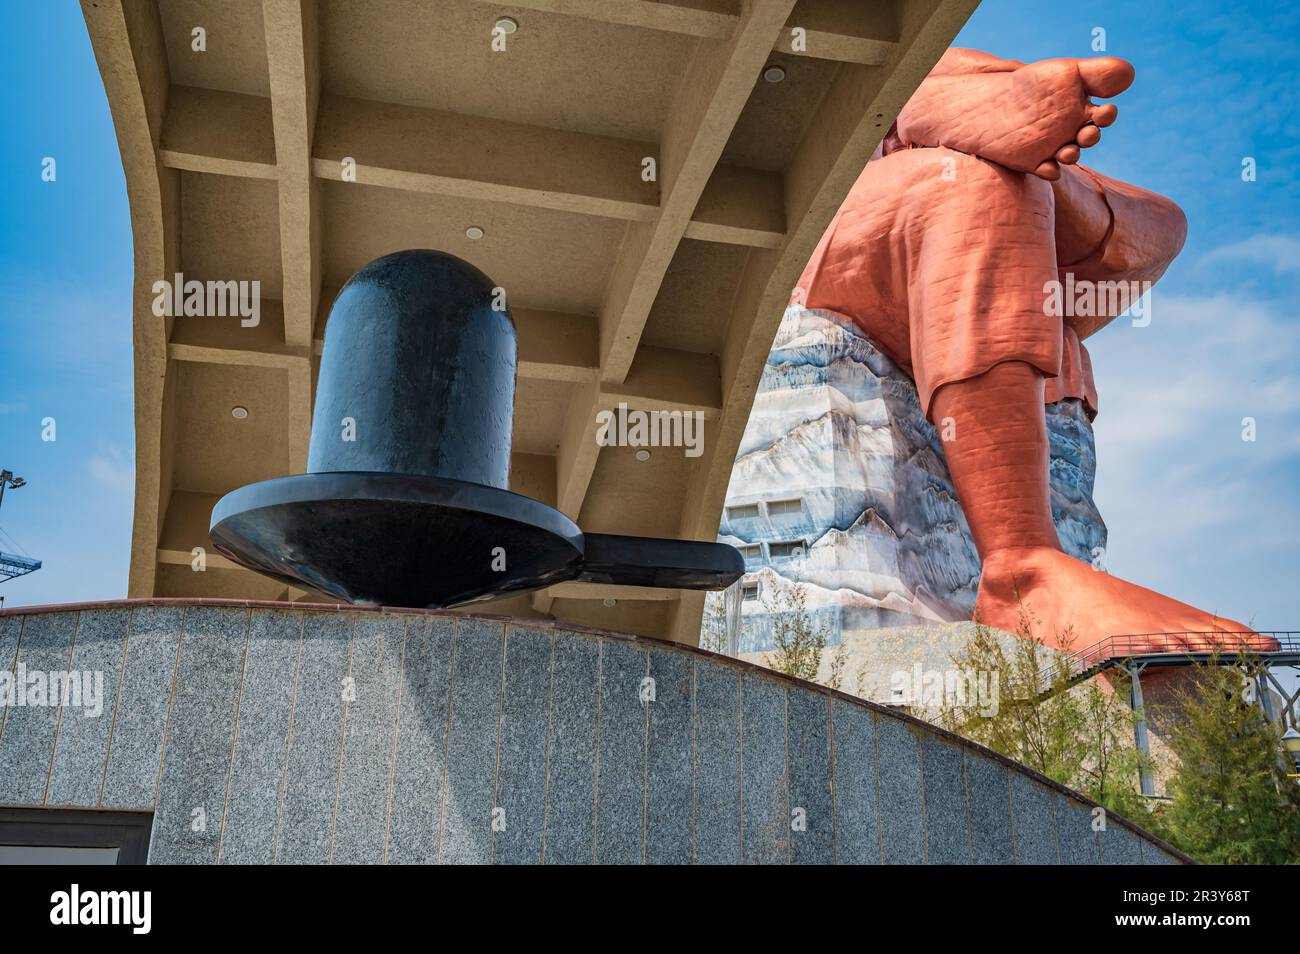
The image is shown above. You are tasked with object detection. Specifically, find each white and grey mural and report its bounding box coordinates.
[718,305,1107,654]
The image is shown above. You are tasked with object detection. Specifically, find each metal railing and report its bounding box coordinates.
[1038,631,1300,694]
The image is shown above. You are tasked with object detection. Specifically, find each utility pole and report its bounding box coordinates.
[0,469,41,584]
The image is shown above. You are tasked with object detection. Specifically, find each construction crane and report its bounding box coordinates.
[0,469,41,584]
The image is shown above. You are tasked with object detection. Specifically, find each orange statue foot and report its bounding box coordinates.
[975,547,1279,661]
[896,54,1134,180]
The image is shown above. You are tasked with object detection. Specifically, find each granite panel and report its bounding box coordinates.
[0,612,18,750]
[332,614,406,864]
[101,606,183,809]
[921,736,969,864]
[275,612,352,864]
[787,689,833,864]
[1010,773,1059,864]
[0,612,19,676]
[741,673,788,864]
[831,700,879,864]
[645,647,692,865]
[440,619,503,865]
[1100,825,1143,865]
[148,607,248,864]
[0,611,78,804]
[691,659,741,864]
[1142,843,1181,865]
[543,631,599,864]
[965,753,1013,864]
[47,608,129,806]
[1057,797,1102,865]
[593,639,647,864]
[218,609,301,864]
[875,715,925,864]
[387,616,454,864]
[493,625,552,864]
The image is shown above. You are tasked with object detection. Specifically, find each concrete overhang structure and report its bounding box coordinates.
[81,0,978,642]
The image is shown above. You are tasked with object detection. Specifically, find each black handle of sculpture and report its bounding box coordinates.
[576,533,745,590]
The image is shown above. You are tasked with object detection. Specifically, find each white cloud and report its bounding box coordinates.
[88,446,135,495]
[1086,278,1300,624]
[1201,234,1300,274]
[1092,290,1300,455]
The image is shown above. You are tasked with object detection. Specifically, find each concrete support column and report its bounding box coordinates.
[1125,662,1155,797]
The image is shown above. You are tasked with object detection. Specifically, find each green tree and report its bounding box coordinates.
[763,582,830,683]
[825,636,852,693]
[1157,656,1300,864]
[698,590,729,654]
[939,612,1151,822]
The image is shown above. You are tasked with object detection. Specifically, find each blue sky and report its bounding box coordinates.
[955,0,1300,630]
[0,2,1296,628]
[0,2,134,607]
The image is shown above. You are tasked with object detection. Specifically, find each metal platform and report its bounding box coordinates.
[1040,631,1300,694]
[0,551,41,584]
[1034,631,1300,797]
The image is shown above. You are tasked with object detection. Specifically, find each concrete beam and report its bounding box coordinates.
[167,299,310,369]
[157,90,785,250]
[597,0,796,385]
[469,0,898,65]
[313,93,658,221]
[310,94,784,248]
[81,0,174,598]
[604,347,723,419]
[668,0,980,644]
[554,350,722,523]
[471,0,735,38]
[776,0,898,65]
[160,85,277,179]
[555,381,604,520]
[263,0,321,471]
[157,546,242,573]
[514,309,600,384]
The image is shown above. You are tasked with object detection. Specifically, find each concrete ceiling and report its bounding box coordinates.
[81,0,977,642]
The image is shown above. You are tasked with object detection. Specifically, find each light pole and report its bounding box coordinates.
[0,469,40,586]
[0,469,26,513]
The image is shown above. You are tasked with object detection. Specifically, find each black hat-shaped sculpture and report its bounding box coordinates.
[210,250,743,608]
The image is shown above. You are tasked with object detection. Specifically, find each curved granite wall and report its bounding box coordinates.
[0,601,1185,864]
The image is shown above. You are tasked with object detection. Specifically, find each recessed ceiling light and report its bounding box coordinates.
[465,226,485,240]
[495,17,518,34]
[763,64,786,83]
[602,597,617,607]
[231,406,249,420]
[635,449,651,461]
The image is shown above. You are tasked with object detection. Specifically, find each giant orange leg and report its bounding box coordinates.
[929,360,1058,556]
[932,362,1274,656]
